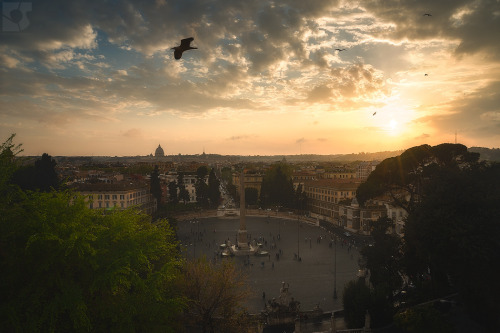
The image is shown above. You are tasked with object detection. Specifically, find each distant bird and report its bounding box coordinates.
[335,48,346,52]
[423,13,432,16]
[373,112,377,116]
[424,73,428,76]
[171,37,197,60]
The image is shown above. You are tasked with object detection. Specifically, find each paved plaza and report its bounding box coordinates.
[177,215,361,314]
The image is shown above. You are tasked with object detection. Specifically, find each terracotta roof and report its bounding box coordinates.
[303,179,362,189]
[72,182,148,192]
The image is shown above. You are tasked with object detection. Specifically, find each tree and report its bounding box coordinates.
[245,187,258,206]
[195,166,209,207]
[295,183,308,211]
[0,137,186,332]
[150,165,162,211]
[168,181,178,204]
[177,172,190,204]
[180,258,250,333]
[356,143,498,329]
[356,144,479,213]
[0,193,186,332]
[220,166,233,185]
[360,217,402,291]
[207,168,221,208]
[394,305,454,333]
[403,162,500,328]
[343,279,370,329]
[259,163,295,208]
[11,153,60,192]
[358,217,401,328]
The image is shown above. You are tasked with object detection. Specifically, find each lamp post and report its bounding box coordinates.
[193,219,198,258]
[333,236,337,299]
[297,210,300,261]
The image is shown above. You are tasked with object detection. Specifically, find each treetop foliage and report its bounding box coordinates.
[356,143,480,211]
[356,142,499,329]
[0,135,186,332]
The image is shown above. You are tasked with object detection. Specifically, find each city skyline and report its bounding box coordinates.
[1,0,499,156]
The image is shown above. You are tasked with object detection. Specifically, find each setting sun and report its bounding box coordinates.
[389,119,398,132]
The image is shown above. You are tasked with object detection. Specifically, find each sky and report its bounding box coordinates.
[1,0,499,156]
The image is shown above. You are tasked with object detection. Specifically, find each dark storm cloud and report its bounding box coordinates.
[1,0,339,62]
[1,0,347,118]
[361,0,500,60]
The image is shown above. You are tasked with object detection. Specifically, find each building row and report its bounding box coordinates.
[72,181,157,215]
[302,178,407,236]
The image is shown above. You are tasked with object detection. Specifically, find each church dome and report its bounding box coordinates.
[155,144,165,157]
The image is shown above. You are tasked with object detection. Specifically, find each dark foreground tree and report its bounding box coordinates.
[0,192,185,332]
[0,136,185,332]
[360,217,402,291]
[343,279,370,329]
[356,143,479,213]
[180,258,250,333]
[404,162,500,329]
[357,143,499,329]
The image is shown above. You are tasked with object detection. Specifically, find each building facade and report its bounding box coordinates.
[356,161,379,180]
[161,172,206,203]
[233,172,264,197]
[73,182,156,215]
[303,179,389,235]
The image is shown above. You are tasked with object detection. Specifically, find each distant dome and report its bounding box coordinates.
[155,144,165,157]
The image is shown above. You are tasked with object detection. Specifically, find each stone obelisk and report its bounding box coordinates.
[237,172,248,249]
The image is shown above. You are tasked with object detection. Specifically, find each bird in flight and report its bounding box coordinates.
[424,74,428,76]
[423,13,432,16]
[171,37,197,60]
[335,48,346,52]
[373,112,377,116]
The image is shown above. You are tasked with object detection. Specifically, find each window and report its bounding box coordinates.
[120,195,125,200]
[104,195,110,200]
[98,202,102,208]
[97,194,102,200]
[106,202,109,208]
[89,203,93,209]
[112,195,117,200]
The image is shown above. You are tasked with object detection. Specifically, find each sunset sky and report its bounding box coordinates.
[1,0,499,156]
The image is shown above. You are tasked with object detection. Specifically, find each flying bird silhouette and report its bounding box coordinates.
[424,74,428,76]
[171,37,197,60]
[335,48,346,51]
[423,13,432,16]
[373,112,377,116]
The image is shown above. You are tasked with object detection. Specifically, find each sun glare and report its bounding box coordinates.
[389,119,398,131]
